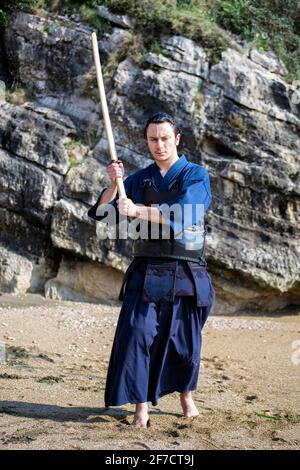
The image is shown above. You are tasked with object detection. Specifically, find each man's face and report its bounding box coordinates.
[146,122,180,164]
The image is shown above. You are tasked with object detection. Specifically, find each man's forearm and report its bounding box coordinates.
[99,193,167,225]
[135,205,167,225]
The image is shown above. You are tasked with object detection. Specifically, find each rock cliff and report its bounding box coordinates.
[0,9,299,313]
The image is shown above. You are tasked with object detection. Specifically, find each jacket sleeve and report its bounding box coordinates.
[87,175,134,224]
[159,167,212,236]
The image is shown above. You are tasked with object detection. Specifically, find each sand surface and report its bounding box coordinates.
[0,293,299,450]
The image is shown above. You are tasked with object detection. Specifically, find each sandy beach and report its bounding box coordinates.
[0,293,299,450]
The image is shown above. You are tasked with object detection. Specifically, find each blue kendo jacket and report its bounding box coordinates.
[87,154,212,232]
[87,154,215,313]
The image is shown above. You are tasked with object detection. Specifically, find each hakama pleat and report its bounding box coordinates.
[105,281,213,407]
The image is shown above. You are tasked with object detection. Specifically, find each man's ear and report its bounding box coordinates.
[175,133,181,146]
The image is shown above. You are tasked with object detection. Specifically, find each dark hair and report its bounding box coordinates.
[143,112,181,139]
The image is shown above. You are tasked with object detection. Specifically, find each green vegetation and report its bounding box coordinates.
[0,1,38,26]
[255,411,300,423]
[193,88,206,115]
[5,84,37,105]
[1,0,299,79]
[210,0,300,79]
[101,0,229,63]
[255,412,282,421]
[5,87,28,105]
[227,112,247,133]
[78,4,112,33]
[64,135,91,167]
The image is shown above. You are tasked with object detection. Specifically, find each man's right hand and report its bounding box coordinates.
[107,161,124,184]
[99,161,125,205]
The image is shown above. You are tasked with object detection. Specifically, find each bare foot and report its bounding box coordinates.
[132,413,150,428]
[180,391,200,417]
[132,402,150,428]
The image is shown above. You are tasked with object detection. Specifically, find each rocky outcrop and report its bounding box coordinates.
[45,254,123,303]
[0,10,299,312]
[0,206,59,294]
[96,5,134,29]
[0,243,57,294]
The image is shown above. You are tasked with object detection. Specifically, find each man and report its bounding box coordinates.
[88,112,215,428]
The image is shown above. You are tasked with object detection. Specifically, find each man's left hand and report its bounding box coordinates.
[117,197,139,217]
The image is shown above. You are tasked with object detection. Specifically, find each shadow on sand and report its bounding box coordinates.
[0,401,181,424]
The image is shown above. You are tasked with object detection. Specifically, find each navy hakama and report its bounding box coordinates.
[104,259,215,407]
[87,154,215,407]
